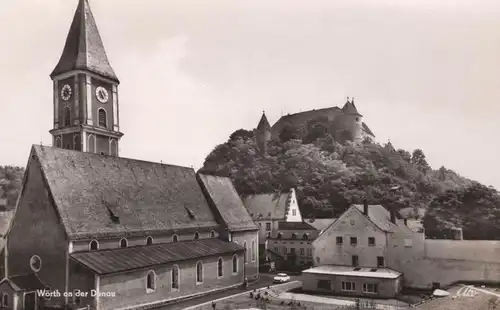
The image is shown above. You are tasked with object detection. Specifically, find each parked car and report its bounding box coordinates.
[273,273,291,283]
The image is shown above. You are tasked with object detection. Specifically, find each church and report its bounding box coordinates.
[0,1,259,310]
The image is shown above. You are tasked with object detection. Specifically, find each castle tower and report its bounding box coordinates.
[340,97,363,142]
[49,0,123,156]
[256,111,271,154]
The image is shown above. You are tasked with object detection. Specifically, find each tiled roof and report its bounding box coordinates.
[257,113,271,131]
[341,99,361,116]
[70,238,244,275]
[9,273,46,291]
[50,0,119,82]
[32,145,219,240]
[197,174,258,232]
[271,107,342,134]
[243,192,290,221]
[304,218,336,232]
[277,221,316,231]
[353,204,414,234]
[362,122,375,137]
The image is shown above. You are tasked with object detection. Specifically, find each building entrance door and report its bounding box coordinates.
[24,292,37,310]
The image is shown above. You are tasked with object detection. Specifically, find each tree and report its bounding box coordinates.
[411,149,431,173]
[229,129,254,141]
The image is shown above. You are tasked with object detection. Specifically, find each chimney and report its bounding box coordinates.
[404,218,408,226]
[390,210,396,224]
[363,199,368,216]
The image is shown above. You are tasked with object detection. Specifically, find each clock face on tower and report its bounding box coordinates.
[95,86,109,103]
[61,84,72,101]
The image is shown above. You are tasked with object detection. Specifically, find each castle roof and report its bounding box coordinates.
[197,174,258,232]
[29,145,218,240]
[341,98,362,116]
[257,112,271,131]
[50,0,119,83]
[243,192,291,221]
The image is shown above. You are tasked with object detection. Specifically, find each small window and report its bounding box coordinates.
[302,234,309,240]
[363,283,379,294]
[341,281,356,292]
[266,223,271,231]
[217,258,223,278]
[2,293,8,307]
[89,240,99,251]
[292,209,297,216]
[317,279,331,290]
[350,219,355,225]
[98,108,107,128]
[119,238,128,248]
[30,255,42,272]
[251,240,256,262]
[377,256,385,267]
[291,233,297,240]
[196,261,203,284]
[350,237,357,245]
[194,232,199,240]
[267,232,271,238]
[300,248,305,255]
[232,255,238,274]
[336,236,343,245]
[352,255,359,267]
[172,234,178,242]
[171,265,180,289]
[55,137,62,148]
[368,237,375,246]
[146,270,156,292]
[290,247,296,254]
[146,236,153,245]
[210,230,216,238]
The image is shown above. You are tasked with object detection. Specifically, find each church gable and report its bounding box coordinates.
[32,145,219,240]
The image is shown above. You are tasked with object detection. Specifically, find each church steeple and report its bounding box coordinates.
[256,111,272,155]
[342,96,362,116]
[49,0,123,157]
[257,111,271,131]
[50,0,118,83]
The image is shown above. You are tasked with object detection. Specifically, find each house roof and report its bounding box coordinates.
[277,221,316,231]
[70,238,244,275]
[303,265,402,279]
[362,122,375,137]
[352,204,414,234]
[31,145,219,240]
[50,0,119,82]
[243,192,290,221]
[197,174,258,232]
[304,218,336,232]
[8,273,46,292]
[271,107,342,134]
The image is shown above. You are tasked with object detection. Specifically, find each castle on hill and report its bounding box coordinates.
[255,98,375,152]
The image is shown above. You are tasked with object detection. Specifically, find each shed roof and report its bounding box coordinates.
[197,174,258,232]
[31,145,218,240]
[70,238,244,275]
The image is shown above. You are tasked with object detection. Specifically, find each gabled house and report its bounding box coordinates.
[243,188,302,246]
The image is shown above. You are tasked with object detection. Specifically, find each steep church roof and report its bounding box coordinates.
[197,174,258,232]
[257,112,271,131]
[50,0,119,83]
[341,98,362,116]
[29,145,218,240]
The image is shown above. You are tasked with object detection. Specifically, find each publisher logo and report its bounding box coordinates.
[456,286,479,298]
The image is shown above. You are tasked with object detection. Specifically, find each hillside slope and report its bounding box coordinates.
[200,120,500,240]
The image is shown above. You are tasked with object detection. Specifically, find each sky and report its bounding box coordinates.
[0,0,500,189]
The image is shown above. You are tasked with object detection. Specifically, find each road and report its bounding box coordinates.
[156,273,299,310]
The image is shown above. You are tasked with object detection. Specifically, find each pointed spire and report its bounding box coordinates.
[257,111,271,131]
[342,96,361,116]
[50,0,119,83]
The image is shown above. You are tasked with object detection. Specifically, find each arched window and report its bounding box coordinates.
[55,137,62,148]
[232,255,238,274]
[251,240,256,262]
[64,106,71,127]
[171,265,179,289]
[89,240,99,251]
[194,232,199,240]
[210,230,215,238]
[146,236,153,245]
[217,258,223,278]
[172,234,178,243]
[303,233,309,240]
[146,270,156,291]
[110,139,118,156]
[119,238,128,248]
[88,134,95,153]
[196,261,203,283]
[74,134,81,151]
[277,232,283,239]
[98,108,107,128]
[30,255,42,272]
[291,233,297,240]
[243,241,248,264]
[2,293,8,307]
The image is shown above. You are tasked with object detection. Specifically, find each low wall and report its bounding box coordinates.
[424,240,500,263]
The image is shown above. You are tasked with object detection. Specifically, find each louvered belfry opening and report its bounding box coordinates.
[98,109,107,128]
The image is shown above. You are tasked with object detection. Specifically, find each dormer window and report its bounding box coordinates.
[291,233,297,240]
[146,236,153,245]
[119,238,128,248]
[210,230,216,238]
[172,234,179,243]
[89,240,99,251]
[302,234,309,240]
[277,233,283,239]
[194,232,199,240]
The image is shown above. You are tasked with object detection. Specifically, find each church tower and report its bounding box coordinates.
[255,111,271,155]
[49,0,123,156]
